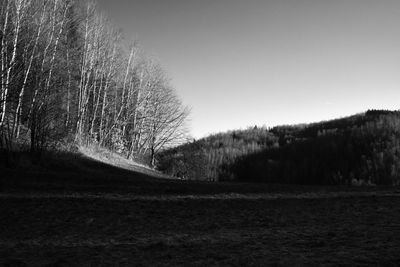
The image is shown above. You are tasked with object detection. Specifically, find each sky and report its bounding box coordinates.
[100,0,400,138]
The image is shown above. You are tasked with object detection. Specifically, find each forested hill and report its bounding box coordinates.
[157,110,400,185]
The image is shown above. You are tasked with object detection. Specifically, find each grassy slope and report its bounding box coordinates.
[1,152,400,266]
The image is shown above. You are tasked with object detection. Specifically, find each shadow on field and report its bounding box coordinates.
[2,151,400,266]
[1,150,398,197]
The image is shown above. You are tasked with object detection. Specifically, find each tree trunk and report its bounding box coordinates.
[14,1,46,138]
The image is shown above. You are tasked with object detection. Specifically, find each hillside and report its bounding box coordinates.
[157,110,400,185]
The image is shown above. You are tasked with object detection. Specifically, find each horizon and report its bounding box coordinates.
[185,108,400,139]
[100,0,400,139]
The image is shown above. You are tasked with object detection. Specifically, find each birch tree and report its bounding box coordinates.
[0,0,28,128]
[0,0,190,165]
[13,1,47,138]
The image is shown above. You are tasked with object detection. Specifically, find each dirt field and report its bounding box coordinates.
[1,157,400,266]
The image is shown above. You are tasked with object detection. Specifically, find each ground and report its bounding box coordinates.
[1,154,400,266]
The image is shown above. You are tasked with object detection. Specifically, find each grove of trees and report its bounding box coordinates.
[0,0,189,165]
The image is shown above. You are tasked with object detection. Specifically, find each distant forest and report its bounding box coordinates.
[158,110,400,185]
[0,0,189,165]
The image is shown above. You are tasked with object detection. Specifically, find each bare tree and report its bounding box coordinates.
[0,0,190,166]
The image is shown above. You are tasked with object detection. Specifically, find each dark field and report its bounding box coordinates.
[1,156,400,266]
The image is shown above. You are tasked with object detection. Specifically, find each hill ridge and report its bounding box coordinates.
[157,109,400,185]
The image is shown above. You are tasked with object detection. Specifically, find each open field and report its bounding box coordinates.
[1,156,400,266]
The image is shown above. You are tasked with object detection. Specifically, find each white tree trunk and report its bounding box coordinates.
[13,1,47,138]
[1,0,24,128]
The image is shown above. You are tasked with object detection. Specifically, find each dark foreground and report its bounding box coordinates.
[1,155,400,266]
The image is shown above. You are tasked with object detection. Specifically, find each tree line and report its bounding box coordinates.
[0,0,189,165]
[158,110,400,185]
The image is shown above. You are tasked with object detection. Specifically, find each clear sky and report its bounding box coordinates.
[100,0,400,138]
